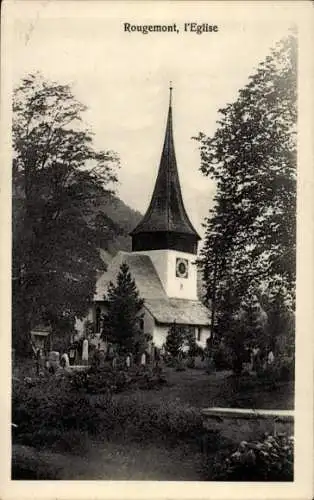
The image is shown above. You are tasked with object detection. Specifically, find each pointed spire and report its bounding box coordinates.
[131,86,200,254]
[169,81,173,107]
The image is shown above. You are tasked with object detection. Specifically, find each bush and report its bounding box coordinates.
[278,356,294,381]
[105,396,204,443]
[209,433,294,481]
[257,356,295,386]
[12,374,110,444]
[12,367,202,451]
[212,345,233,371]
[69,365,168,394]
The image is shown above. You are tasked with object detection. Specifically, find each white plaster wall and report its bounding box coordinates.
[143,308,168,349]
[152,324,169,348]
[135,249,198,300]
[196,326,211,349]
[167,250,198,300]
[152,324,210,350]
[143,307,155,337]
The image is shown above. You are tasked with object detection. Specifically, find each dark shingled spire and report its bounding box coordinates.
[131,85,200,254]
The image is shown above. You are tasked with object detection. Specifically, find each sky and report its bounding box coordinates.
[10,1,295,237]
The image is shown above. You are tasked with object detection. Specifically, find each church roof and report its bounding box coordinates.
[94,251,167,301]
[130,88,200,239]
[94,251,209,326]
[145,298,210,326]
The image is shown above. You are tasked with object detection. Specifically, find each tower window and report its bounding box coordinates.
[139,318,144,331]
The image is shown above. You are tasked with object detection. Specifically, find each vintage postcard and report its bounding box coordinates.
[1,0,313,499]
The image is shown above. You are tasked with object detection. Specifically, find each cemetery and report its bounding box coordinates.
[12,335,294,480]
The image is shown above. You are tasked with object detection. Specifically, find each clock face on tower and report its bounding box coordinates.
[176,258,189,278]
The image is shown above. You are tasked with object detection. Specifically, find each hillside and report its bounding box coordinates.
[92,192,142,255]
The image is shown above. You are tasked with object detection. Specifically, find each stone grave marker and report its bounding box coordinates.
[82,339,89,365]
[61,352,70,369]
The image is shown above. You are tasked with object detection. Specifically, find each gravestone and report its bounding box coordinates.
[141,352,146,366]
[126,355,131,369]
[60,353,70,369]
[48,351,60,373]
[69,347,76,366]
[98,349,106,368]
[82,339,89,365]
[268,351,275,365]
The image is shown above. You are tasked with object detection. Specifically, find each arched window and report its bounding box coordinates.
[95,307,101,333]
[139,318,144,331]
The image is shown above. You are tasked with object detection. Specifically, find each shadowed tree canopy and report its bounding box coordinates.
[195,32,297,342]
[12,73,120,354]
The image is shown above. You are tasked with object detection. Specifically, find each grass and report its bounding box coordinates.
[12,440,204,480]
[113,367,294,410]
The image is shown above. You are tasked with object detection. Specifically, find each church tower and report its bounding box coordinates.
[130,85,201,300]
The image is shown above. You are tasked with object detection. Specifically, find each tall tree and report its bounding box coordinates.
[12,73,120,355]
[195,33,297,343]
[102,262,145,355]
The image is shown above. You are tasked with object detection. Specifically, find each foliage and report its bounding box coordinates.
[260,281,295,357]
[226,290,268,374]
[165,323,185,359]
[195,33,297,345]
[12,371,202,449]
[12,374,107,439]
[12,73,120,355]
[106,396,204,443]
[210,433,294,481]
[257,356,295,384]
[102,262,145,354]
[70,364,168,394]
[186,332,204,368]
[212,342,233,371]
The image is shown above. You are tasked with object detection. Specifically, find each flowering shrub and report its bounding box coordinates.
[210,433,294,481]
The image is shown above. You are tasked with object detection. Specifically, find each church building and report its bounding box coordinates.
[77,87,210,350]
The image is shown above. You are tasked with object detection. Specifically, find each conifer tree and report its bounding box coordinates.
[102,262,144,354]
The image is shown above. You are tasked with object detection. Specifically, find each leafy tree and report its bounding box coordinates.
[12,73,120,355]
[102,262,144,355]
[195,33,297,346]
